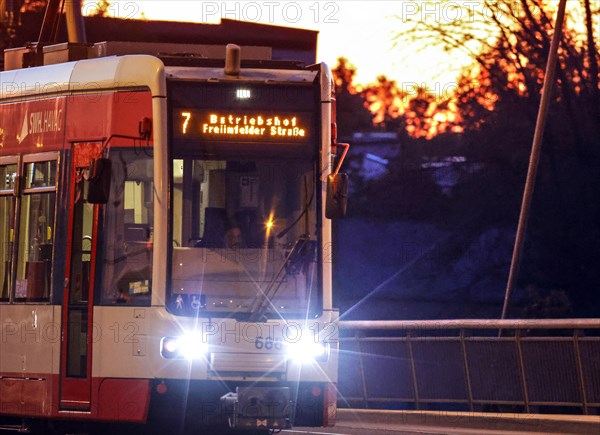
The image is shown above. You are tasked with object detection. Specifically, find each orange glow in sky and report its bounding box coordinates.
[82,1,477,89]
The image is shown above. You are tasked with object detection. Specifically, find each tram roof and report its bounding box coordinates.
[165,65,318,85]
[0,55,319,102]
[0,55,157,101]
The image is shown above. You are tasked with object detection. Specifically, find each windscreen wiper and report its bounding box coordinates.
[276,188,314,239]
[248,236,316,322]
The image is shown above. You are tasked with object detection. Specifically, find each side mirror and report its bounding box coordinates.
[87,158,112,204]
[326,173,348,219]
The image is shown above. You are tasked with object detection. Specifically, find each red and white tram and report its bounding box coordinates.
[0,43,345,434]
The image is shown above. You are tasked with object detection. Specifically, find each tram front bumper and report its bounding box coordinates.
[221,386,292,431]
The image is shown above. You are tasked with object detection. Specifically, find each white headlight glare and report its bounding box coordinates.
[287,340,329,363]
[160,332,207,360]
[179,332,207,360]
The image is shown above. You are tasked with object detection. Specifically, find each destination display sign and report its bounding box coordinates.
[175,109,313,144]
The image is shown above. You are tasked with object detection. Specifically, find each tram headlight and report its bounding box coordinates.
[160,332,208,360]
[286,339,329,363]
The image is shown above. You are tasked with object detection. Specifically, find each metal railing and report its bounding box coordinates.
[337,319,600,414]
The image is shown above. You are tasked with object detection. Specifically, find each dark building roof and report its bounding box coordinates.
[14,14,318,64]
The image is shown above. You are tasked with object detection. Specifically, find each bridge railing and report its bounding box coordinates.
[337,319,600,414]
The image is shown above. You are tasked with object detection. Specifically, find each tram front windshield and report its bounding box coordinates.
[167,82,321,319]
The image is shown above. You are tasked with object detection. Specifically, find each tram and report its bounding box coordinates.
[0,42,346,433]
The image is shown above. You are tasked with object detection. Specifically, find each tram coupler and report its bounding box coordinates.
[221,386,292,431]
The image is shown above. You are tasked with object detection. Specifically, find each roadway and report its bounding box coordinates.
[287,409,600,435]
[1,410,599,434]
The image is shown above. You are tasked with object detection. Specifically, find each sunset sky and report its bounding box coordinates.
[82,1,479,90]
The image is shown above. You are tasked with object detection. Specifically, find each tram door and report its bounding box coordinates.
[60,142,103,410]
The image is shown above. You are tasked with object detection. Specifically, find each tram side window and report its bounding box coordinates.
[15,160,57,302]
[100,150,153,305]
[0,163,17,301]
